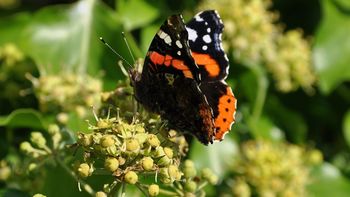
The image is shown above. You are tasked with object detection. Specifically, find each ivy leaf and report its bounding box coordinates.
[189,138,238,177]
[0,0,123,76]
[342,110,350,147]
[0,109,48,130]
[116,0,159,31]
[308,163,350,197]
[313,0,350,93]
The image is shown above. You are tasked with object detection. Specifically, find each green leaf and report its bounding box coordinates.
[308,163,350,197]
[0,109,47,130]
[342,110,350,147]
[7,0,122,75]
[265,95,307,143]
[313,0,350,93]
[0,13,31,45]
[42,163,88,197]
[0,188,29,197]
[117,0,159,31]
[189,138,238,177]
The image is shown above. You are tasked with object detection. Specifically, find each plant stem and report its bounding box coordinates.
[117,182,126,197]
[55,156,95,196]
[196,181,208,191]
[246,62,268,125]
[159,188,179,196]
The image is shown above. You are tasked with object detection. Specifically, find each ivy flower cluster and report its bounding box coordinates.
[197,0,316,93]
[76,112,218,196]
[0,43,24,66]
[27,72,102,121]
[20,124,63,160]
[227,140,322,197]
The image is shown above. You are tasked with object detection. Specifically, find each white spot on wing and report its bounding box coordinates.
[164,36,172,46]
[186,27,198,42]
[202,45,208,50]
[175,40,183,48]
[207,28,211,33]
[203,35,212,43]
[157,30,172,46]
[157,30,167,39]
[177,51,181,56]
[195,15,204,22]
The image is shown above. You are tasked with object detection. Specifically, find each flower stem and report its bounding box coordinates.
[244,61,269,135]
[55,156,95,196]
[159,188,179,196]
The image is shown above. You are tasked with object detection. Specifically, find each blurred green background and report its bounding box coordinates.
[1,0,350,196]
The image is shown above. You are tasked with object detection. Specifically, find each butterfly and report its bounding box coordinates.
[129,10,237,145]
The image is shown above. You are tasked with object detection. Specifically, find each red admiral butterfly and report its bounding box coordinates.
[129,10,237,145]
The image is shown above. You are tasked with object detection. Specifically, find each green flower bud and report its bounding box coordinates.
[157,155,171,167]
[33,194,46,197]
[104,157,119,172]
[57,112,69,124]
[135,133,148,145]
[126,138,140,152]
[20,141,34,154]
[201,168,217,184]
[168,165,179,181]
[183,160,196,178]
[232,179,251,197]
[142,157,154,171]
[184,160,194,168]
[97,119,110,128]
[95,191,107,197]
[159,167,171,184]
[78,163,91,178]
[75,105,87,118]
[28,163,37,172]
[308,150,323,165]
[208,174,218,185]
[147,134,160,148]
[0,161,11,181]
[135,124,145,133]
[78,133,93,147]
[168,129,177,138]
[148,184,159,196]
[30,132,46,149]
[48,124,60,135]
[164,147,174,159]
[124,171,138,184]
[185,180,197,192]
[153,147,165,158]
[100,135,115,148]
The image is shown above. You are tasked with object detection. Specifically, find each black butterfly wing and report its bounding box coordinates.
[186,10,229,82]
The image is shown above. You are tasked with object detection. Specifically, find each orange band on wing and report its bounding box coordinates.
[148,51,193,79]
[192,52,220,77]
[214,87,237,140]
[149,51,165,65]
[172,59,189,70]
[164,55,172,67]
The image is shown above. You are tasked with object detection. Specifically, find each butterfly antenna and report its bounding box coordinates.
[121,32,136,64]
[99,37,132,68]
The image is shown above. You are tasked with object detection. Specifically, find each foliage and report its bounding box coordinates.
[1,0,350,196]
